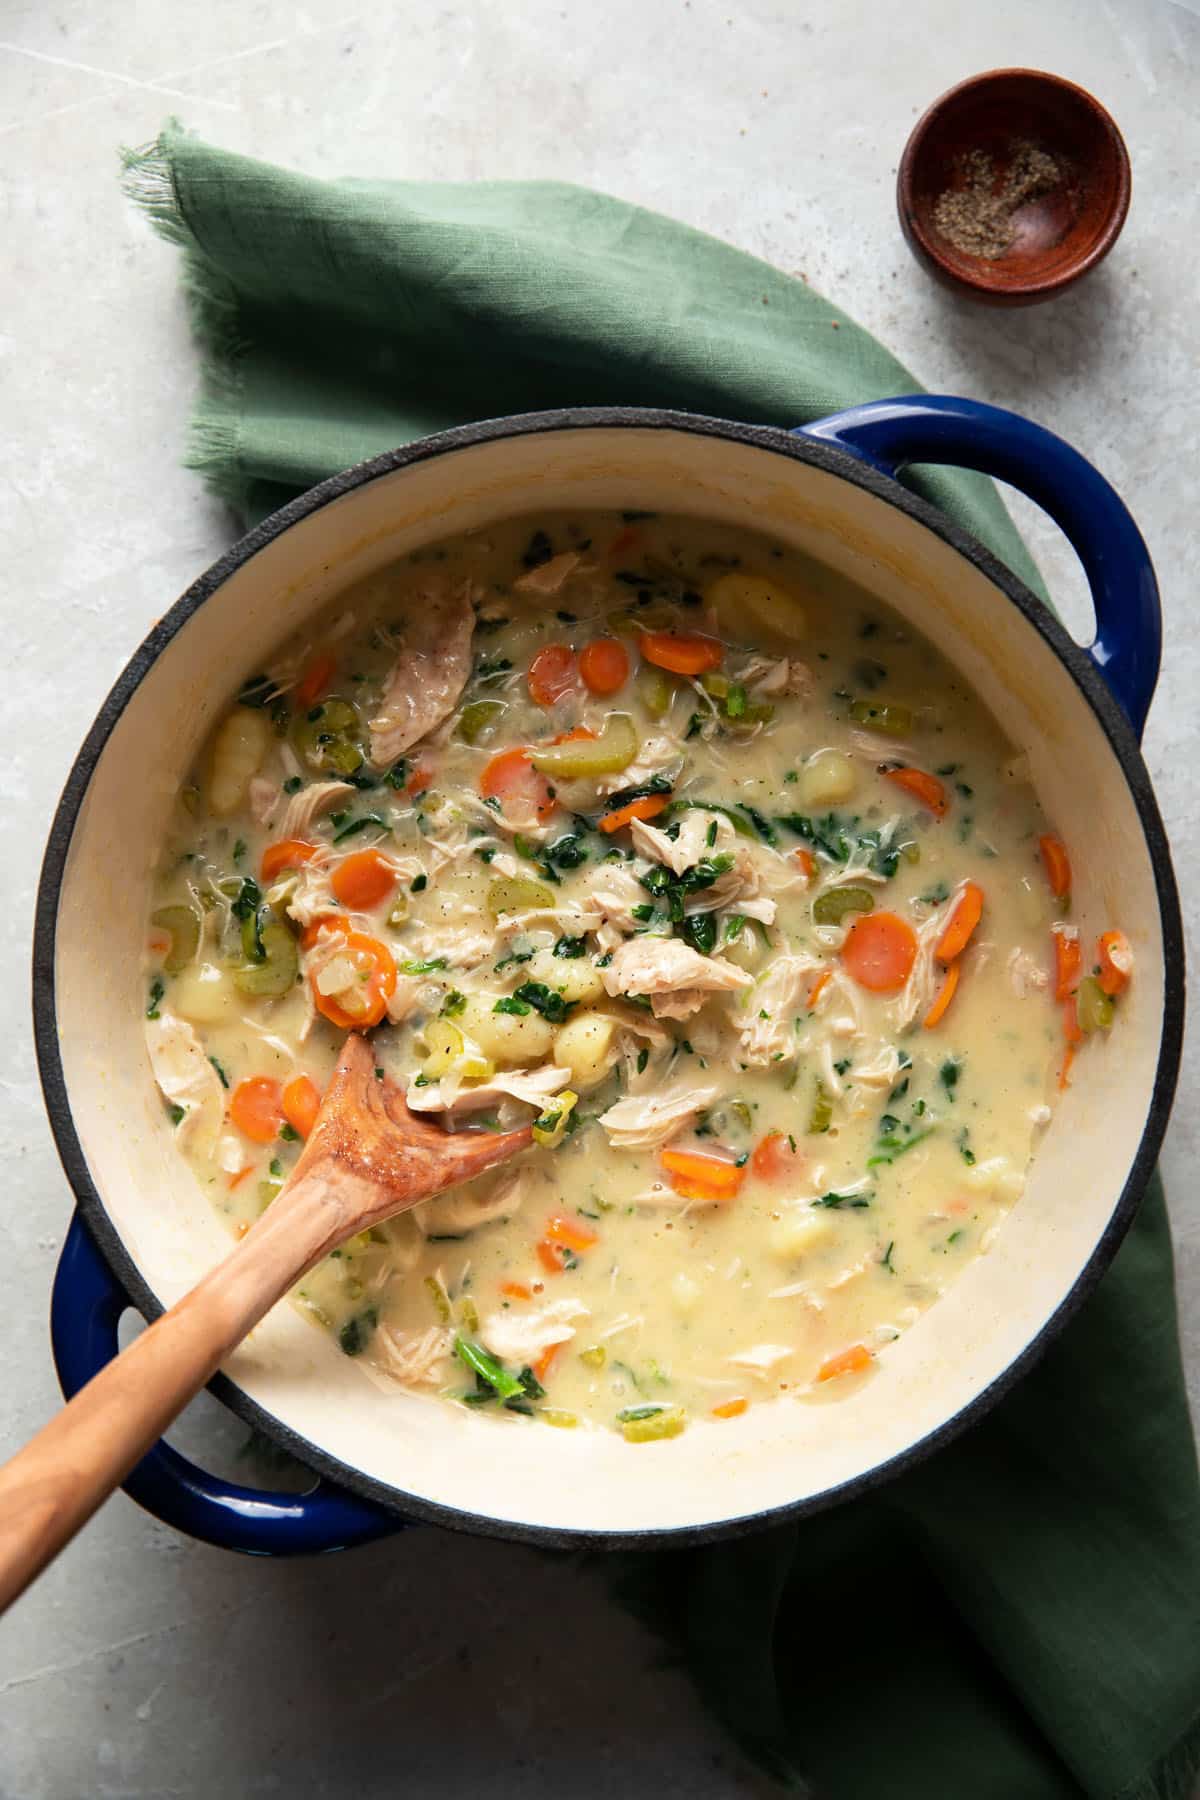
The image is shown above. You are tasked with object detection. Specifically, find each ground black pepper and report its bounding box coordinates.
[933,139,1063,259]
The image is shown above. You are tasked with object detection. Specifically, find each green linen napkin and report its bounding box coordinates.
[123,124,1200,1800]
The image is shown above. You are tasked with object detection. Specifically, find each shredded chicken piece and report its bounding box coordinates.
[280,779,357,840]
[598,1077,723,1150]
[1008,946,1050,998]
[146,1012,224,1159]
[494,908,603,940]
[478,1297,588,1366]
[692,846,777,926]
[628,1183,692,1209]
[284,860,339,930]
[415,1168,526,1237]
[512,551,587,595]
[726,1343,795,1376]
[372,1324,454,1388]
[627,807,726,875]
[384,975,424,1025]
[405,1064,571,1118]
[248,775,281,827]
[738,952,821,1065]
[588,865,652,949]
[849,728,919,763]
[402,921,497,971]
[852,1043,903,1089]
[740,655,815,700]
[827,1258,869,1291]
[601,936,752,1020]
[368,583,475,767]
[890,908,945,1031]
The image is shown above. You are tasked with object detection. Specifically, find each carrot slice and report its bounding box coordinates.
[660,1148,746,1201]
[794,847,816,881]
[936,881,984,964]
[1052,925,1082,1001]
[260,838,317,884]
[500,1281,533,1301]
[807,969,832,1009]
[300,913,350,952]
[579,637,630,696]
[1058,998,1084,1090]
[598,793,670,834]
[406,761,435,797]
[281,1074,321,1139]
[817,1344,874,1383]
[536,1239,570,1275]
[751,1131,802,1181]
[1063,995,1084,1046]
[527,644,578,706]
[294,650,337,712]
[1039,834,1071,900]
[883,765,948,818]
[841,911,918,993]
[1097,928,1133,996]
[227,1165,253,1192]
[533,1342,562,1385]
[331,847,398,911]
[922,959,960,1029]
[230,1076,284,1144]
[479,747,556,823]
[544,1212,599,1253]
[712,1397,749,1420]
[638,629,724,676]
[308,929,397,1031]
[608,524,641,561]
[549,726,598,745]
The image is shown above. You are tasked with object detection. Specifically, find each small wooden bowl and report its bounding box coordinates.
[897,69,1131,306]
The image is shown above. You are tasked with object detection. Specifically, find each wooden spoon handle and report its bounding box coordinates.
[0,1172,342,1614]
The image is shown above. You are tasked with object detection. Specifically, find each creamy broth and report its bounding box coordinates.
[144,510,1133,1439]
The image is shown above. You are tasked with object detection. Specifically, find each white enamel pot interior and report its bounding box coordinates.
[36,410,1183,1546]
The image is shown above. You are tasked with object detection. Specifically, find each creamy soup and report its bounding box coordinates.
[144,510,1134,1440]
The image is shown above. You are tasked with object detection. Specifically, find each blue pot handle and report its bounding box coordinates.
[799,395,1160,740]
[51,1213,402,1555]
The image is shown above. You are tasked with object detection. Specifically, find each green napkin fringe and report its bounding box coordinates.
[121,132,249,508]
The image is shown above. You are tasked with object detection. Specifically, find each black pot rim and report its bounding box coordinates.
[32,406,1186,1552]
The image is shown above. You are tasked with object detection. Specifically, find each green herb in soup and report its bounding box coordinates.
[143,511,1134,1437]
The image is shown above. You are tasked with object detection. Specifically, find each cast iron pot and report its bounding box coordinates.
[35,396,1183,1554]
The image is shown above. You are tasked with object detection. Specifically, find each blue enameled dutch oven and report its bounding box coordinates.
[34,397,1183,1553]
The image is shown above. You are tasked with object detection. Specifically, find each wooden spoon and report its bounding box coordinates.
[0,1033,531,1613]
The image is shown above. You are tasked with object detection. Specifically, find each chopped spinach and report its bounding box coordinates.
[338,1303,376,1353]
[513,980,576,1024]
[522,529,553,569]
[146,976,165,1020]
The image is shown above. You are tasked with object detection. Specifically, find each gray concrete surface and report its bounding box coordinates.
[1,1,1197,1793]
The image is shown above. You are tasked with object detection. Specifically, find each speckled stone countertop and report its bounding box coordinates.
[2,2,1196,1793]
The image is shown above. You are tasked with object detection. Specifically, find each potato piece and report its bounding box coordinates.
[769,1208,836,1260]
[705,571,806,642]
[172,961,240,1025]
[458,994,556,1066]
[527,950,606,1005]
[670,1272,702,1316]
[208,707,273,817]
[964,1157,1026,1202]
[722,921,767,972]
[800,749,857,807]
[553,1011,616,1091]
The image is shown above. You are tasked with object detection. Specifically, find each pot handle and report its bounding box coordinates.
[798,395,1160,740]
[50,1214,401,1555]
